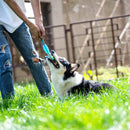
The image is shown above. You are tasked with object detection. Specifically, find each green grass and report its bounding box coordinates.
[0,78,130,130]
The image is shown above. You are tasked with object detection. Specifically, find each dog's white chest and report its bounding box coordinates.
[51,72,83,99]
[51,74,66,98]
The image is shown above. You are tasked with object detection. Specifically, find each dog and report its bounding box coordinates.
[46,50,116,99]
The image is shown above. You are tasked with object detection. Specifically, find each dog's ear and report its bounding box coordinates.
[63,63,80,80]
[70,63,80,73]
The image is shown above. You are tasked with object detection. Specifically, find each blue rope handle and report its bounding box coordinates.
[41,38,54,60]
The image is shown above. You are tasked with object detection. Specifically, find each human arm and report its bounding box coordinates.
[30,0,45,39]
[4,0,43,39]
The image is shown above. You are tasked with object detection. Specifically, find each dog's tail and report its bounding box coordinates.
[88,80,117,93]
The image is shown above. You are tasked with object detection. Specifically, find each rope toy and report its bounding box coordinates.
[41,38,54,60]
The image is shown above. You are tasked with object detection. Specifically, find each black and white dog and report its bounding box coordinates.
[46,50,116,99]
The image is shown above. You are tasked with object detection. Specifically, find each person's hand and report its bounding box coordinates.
[26,20,45,40]
[27,22,41,40]
[36,22,45,39]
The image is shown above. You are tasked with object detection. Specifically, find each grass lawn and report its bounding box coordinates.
[0,77,130,130]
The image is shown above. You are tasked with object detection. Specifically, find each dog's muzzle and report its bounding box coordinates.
[47,50,60,68]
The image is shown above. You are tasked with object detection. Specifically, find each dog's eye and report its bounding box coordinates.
[59,59,64,65]
[59,58,70,67]
[59,58,65,65]
[66,64,71,70]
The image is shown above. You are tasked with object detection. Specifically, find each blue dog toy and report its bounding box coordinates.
[41,38,54,60]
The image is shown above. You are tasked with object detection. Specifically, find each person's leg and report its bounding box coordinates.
[9,22,52,96]
[0,25,15,100]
